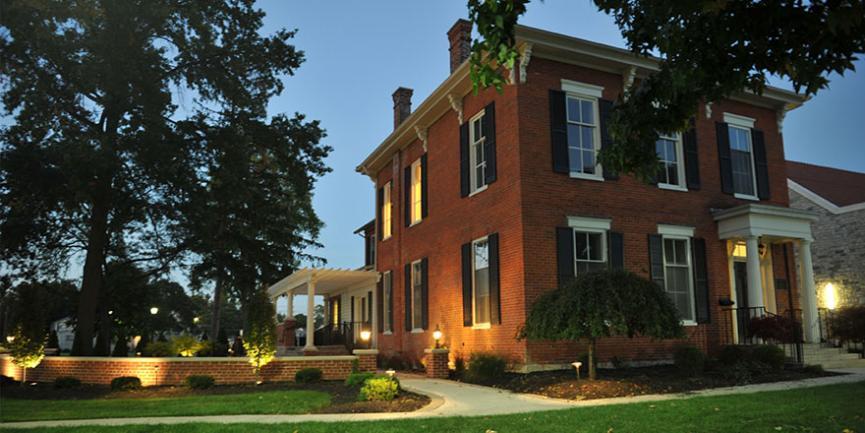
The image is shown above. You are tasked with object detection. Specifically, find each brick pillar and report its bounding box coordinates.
[424,348,449,379]
[353,349,378,372]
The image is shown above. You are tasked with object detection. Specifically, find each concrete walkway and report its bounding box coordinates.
[3,369,864,429]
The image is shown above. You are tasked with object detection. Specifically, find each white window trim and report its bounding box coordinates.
[723,112,756,129]
[382,181,392,241]
[382,270,392,333]
[468,109,488,196]
[567,216,612,231]
[660,233,697,326]
[657,224,695,238]
[656,133,687,191]
[471,235,491,327]
[410,259,423,330]
[562,80,605,181]
[727,123,760,200]
[409,159,422,226]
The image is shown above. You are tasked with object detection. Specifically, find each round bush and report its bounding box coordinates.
[717,345,750,367]
[186,375,216,389]
[110,376,142,391]
[344,371,375,388]
[752,344,786,370]
[673,345,706,376]
[54,377,82,389]
[358,376,399,401]
[465,353,507,382]
[294,367,323,383]
[143,341,174,357]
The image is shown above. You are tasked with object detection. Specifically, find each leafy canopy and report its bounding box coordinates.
[468,0,865,180]
[7,325,46,370]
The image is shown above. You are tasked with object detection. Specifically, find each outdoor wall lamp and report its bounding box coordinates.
[150,307,159,315]
[824,283,838,310]
[433,325,443,348]
[360,329,371,342]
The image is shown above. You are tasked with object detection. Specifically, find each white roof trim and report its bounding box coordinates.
[267,268,379,298]
[712,204,817,241]
[788,179,865,215]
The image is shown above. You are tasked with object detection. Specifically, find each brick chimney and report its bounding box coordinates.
[392,87,413,129]
[448,19,472,74]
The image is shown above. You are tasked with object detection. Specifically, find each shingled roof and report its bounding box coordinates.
[787,160,865,207]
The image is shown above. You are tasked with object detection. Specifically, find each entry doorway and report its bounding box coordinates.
[732,261,750,343]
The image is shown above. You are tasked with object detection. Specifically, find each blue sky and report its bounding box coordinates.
[258,0,865,271]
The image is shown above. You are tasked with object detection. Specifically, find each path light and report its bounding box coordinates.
[386,369,396,378]
[193,316,200,324]
[150,307,159,315]
[5,335,14,344]
[571,361,582,380]
[433,325,443,349]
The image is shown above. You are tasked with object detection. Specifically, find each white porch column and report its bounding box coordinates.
[286,291,293,319]
[799,239,820,343]
[304,278,317,351]
[745,236,764,309]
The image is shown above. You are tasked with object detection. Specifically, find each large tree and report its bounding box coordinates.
[0,0,312,354]
[468,0,865,179]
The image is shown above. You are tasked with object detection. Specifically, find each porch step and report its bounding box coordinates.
[802,344,865,368]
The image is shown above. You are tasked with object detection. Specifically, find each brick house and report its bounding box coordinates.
[787,161,865,309]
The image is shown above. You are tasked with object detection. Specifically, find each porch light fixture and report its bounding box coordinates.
[433,325,443,348]
[824,283,838,310]
[150,307,159,315]
[360,329,371,342]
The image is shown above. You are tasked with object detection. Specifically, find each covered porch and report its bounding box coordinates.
[268,268,379,354]
[713,204,820,355]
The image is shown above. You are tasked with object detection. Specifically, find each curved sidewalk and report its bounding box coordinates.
[2,369,863,429]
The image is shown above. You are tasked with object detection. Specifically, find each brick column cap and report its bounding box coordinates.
[352,349,380,355]
[424,348,449,354]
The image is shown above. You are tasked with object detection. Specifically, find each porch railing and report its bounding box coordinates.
[723,306,804,365]
[312,321,372,351]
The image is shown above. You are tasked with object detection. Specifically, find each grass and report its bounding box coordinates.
[2,382,863,432]
[0,389,330,422]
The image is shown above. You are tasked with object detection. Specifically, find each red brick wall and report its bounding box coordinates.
[0,354,371,386]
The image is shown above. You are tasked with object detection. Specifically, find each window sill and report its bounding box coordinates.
[468,184,488,197]
[569,172,605,182]
[383,331,393,335]
[734,193,759,201]
[682,320,699,327]
[381,235,392,242]
[409,219,423,228]
[658,183,688,192]
[410,328,425,334]
[471,323,491,330]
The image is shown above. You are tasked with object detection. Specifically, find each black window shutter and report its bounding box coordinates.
[716,122,734,194]
[404,263,411,331]
[692,237,711,324]
[461,242,473,327]
[556,227,575,287]
[376,277,384,332]
[350,296,355,322]
[609,231,624,270]
[484,102,497,184]
[488,232,501,325]
[421,154,428,218]
[367,290,373,324]
[387,273,393,331]
[648,234,666,289]
[549,90,569,173]
[420,257,429,330]
[598,99,618,180]
[752,129,770,200]
[403,165,411,226]
[460,122,470,197]
[376,187,383,241]
[683,120,701,190]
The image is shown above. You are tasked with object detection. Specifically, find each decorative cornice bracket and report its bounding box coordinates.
[414,125,428,152]
[705,102,713,119]
[777,108,787,134]
[518,43,533,84]
[622,66,637,99]
[447,93,464,124]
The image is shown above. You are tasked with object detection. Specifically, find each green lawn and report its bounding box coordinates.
[0,390,330,422]
[2,382,864,433]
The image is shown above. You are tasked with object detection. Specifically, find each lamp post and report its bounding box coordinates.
[432,325,443,349]
[360,327,372,349]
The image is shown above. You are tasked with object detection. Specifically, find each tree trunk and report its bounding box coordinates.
[587,338,597,381]
[72,199,109,356]
[210,276,224,340]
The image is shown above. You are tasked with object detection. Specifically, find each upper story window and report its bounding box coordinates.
[728,125,756,198]
[656,133,686,190]
[410,159,422,224]
[566,95,600,177]
[382,181,392,239]
[469,110,488,194]
[721,112,763,200]
[472,237,491,326]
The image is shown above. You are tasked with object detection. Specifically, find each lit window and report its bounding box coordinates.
[662,237,695,322]
[411,160,422,224]
[656,133,685,188]
[728,125,757,197]
[566,95,600,176]
[469,111,487,193]
[574,230,607,274]
[382,271,392,332]
[411,261,423,329]
[472,238,491,325]
[382,181,392,239]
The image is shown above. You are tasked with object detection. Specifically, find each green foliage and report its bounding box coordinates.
[468,0,865,179]
[717,345,750,367]
[828,306,865,343]
[752,345,786,371]
[242,289,277,379]
[110,377,142,391]
[358,376,400,402]
[171,335,204,357]
[295,368,323,384]
[143,341,174,357]
[7,325,46,374]
[748,315,802,343]
[112,336,129,357]
[186,375,216,390]
[464,353,508,382]
[673,346,706,377]
[53,377,81,389]
[344,372,375,388]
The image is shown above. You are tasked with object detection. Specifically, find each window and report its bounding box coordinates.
[662,237,695,323]
[382,181,392,239]
[574,230,607,274]
[656,133,685,189]
[566,95,600,177]
[728,125,756,197]
[472,238,491,325]
[469,111,488,194]
[382,271,392,333]
[410,160,422,224]
[411,260,423,330]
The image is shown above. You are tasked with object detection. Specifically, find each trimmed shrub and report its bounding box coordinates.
[111,376,142,391]
[465,353,507,382]
[358,376,399,401]
[295,367,323,383]
[54,377,81,389]
[172,335,203,357]
[752,344,786,370]
[717,345,750,367]
[748,315,801,343]
[673,346,706,376]
[186,375,216,389]
[345,371,375,388]
[717,344,786,371]
[828,306,865,344]
[143,340,174,357]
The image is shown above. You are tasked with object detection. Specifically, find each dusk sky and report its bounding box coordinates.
[256,0,865,272]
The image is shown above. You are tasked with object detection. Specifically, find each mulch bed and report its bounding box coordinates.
[0,380,429,413]
[458,364,840,401]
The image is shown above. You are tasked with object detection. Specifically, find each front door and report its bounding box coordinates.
[733,261,750,342]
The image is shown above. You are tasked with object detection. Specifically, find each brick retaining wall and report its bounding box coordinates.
[1,351,377,386]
